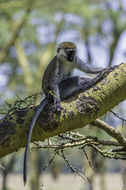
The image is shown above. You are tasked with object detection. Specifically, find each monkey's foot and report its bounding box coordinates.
[54,99,61,114]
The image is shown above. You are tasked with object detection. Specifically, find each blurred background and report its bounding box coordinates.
[0,0,126,189]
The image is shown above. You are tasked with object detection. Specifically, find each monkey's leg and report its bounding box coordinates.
[59,76,93,100]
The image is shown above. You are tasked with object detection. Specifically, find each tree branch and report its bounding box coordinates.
[0,62,126,158]
[92,119,126,147]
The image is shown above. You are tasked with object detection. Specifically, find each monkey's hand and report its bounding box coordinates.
[98,67,113,79]
[54,98,61,113]
[101,65,117,76]
[109,65,118,71]
[94,65,118,84]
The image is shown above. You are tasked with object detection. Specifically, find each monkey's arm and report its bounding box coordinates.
[75,56,105,74]
[48,61,61,112]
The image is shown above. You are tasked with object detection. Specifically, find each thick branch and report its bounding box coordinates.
[0,63,126,158]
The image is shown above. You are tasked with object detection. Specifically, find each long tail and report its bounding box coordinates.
[23,97,49,185]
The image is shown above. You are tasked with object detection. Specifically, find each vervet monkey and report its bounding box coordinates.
[23,41,106,184]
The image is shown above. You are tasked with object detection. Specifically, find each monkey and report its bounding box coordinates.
[23,41,106,184]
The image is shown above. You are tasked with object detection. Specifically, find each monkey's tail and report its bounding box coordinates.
[23,97,49,185]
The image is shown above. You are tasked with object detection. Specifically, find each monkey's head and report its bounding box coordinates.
[57,42,76,62]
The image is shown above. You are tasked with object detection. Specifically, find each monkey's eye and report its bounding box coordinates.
[57,47,61,53]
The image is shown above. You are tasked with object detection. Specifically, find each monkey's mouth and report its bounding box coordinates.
[67,51,75,62]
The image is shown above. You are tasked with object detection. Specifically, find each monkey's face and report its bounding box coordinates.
[65,48,76,62]
[57,42,76,62]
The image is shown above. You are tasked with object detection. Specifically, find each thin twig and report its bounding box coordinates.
[109,110,126,122]
[60,149,93,190]
[82,148,94,171]
[42,148,59,171]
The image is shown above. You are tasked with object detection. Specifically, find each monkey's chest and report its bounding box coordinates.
[59,63,73,82]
